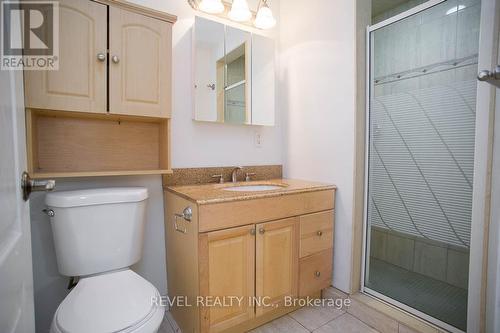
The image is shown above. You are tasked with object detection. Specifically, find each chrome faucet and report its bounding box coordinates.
[231,167,243,183]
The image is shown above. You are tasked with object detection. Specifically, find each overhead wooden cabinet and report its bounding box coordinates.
[24,0,174,118]
[24,0,107,113]
[23,0,176,178]
[109,7,172,117]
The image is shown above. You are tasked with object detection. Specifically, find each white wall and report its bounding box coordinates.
[30,1,282,332]
[279,0,358,292]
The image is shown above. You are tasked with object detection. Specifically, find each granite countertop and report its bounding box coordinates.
[165,178,336,205]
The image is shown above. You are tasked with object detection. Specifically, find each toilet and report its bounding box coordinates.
[45,187,164,333]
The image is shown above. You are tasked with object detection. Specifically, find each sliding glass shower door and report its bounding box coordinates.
[364,1,481,331]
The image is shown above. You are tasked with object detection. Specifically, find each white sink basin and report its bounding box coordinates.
[223,185,285,192]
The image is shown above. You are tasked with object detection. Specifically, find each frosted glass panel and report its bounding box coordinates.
[365,1,480,331]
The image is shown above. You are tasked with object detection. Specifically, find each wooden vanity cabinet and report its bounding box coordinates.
[255,217,299,316]
[165,189,335,333]
[24,0,174,118]
[199,225,256,332]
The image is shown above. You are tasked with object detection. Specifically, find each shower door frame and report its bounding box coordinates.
[361,1,485,332]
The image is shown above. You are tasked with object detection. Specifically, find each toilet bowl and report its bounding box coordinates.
[50,270,163,333]
[45,188,163,333]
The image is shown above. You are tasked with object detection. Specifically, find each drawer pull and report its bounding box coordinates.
[317,230,323,236]
[315,271,321,277]
[259,228,265,234]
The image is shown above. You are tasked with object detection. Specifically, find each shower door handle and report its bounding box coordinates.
[478,66,500,87]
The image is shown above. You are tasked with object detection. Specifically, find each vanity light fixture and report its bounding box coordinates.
[198,0,224,14]
[254,0,276,29]
[228,0,252,22]
[188,0,276,29]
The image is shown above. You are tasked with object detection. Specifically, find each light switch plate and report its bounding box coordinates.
[254,131,262,148]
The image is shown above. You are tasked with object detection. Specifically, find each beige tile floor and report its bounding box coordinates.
[158,297,381,333]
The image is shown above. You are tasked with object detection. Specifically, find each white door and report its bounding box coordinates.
[468,0,500,331]
[0,44,36,333]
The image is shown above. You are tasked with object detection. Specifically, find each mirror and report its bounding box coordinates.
[224,26,251,124]
[193,17,275,126]
[194,17,224,122]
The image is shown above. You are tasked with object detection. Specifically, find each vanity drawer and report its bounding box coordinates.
[299,249,333,296]
[299,210,334,258]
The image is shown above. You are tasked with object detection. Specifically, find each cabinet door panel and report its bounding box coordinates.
[199,225,255,333]
[109,7,171,118]
[24,0,107,113]
[256,217,299,316]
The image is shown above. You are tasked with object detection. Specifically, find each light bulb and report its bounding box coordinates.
[198,0,224,14]
[229,0,252,22]
[254,2,276,29]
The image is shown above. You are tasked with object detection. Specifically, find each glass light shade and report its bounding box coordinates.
[198,0,224,14]
[254,4,276,29]
[228,0,252,22]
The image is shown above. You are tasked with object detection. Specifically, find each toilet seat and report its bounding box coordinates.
[51,269,164,333]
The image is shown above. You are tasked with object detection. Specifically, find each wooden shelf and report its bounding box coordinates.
[26,109,171,178]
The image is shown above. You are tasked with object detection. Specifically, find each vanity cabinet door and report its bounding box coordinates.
[24,0,107,113]
[109,7,172,118]
[255,217,299,316]
[198,225,255,333]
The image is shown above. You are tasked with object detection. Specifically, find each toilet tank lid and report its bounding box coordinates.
[45,187,148,208]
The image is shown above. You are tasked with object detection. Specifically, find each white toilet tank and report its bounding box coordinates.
[45,187,148,277]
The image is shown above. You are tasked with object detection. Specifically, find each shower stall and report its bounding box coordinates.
[363,0,482,331]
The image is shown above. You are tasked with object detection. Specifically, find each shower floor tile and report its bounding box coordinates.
[366,258,467,331]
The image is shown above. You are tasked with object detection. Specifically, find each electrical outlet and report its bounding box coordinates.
[254,131,263,148]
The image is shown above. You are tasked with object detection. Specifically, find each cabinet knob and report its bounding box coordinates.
[250,229,256,236]
[315,271,321,277]
[317,230,323,236]
[259,228,265,234]
[111,55,120,64]
[96,53,106,62]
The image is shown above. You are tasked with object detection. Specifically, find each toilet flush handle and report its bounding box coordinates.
[42,208,55,217]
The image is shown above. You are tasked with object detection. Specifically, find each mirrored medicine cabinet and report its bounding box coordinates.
[193,16,275,126]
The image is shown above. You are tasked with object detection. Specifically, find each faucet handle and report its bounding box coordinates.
[211,174,224,184]
[245,172,256,182]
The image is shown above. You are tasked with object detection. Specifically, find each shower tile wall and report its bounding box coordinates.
[370,227,470,289]
[373,0,480,81]
[372,0,428,24]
